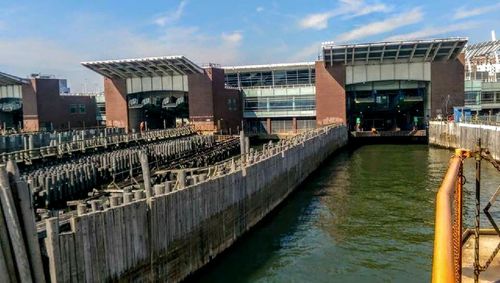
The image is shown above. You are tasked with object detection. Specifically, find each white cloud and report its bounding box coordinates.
[335,7,423,42]
[221,31,243,45]
[299,12,332,30]
[342,3,392,19]
[0,24,246,92]
[289,42,321,62]
[299,0,391,30]
[154,0,188,27]
[384,22,478,41]
[453,3,500,20]
[256,6,264,13]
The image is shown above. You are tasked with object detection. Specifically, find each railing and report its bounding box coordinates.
[432,143,500,283]
[432,150,467,283]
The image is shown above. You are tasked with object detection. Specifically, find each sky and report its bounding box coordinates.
[0,0,499,92]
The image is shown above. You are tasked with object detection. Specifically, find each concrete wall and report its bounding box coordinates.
[44,125,348,283]
[429,121,500,161]
[346,62,431,85]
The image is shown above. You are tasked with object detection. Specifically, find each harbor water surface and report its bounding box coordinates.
[189,144,500,283]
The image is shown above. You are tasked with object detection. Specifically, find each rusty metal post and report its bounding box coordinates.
[474,138,481,283]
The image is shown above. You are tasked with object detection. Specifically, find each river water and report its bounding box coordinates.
[189,145,500,283]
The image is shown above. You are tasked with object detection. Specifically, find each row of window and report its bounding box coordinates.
[69,104,86,114]
[244,118,316,134]
[225,69,315,88]
[244,96,316,112]
[465,91,500,104]
[466,71,500,82]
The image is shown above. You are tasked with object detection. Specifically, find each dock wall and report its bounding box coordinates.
[429,121,500,161]
[44,125,348,282]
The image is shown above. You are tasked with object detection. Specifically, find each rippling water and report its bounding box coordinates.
[189,145,500,283]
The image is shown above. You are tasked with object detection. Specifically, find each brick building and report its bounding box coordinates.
[82,38,467,135]
[0,72,98,131]
[82,57,242,133]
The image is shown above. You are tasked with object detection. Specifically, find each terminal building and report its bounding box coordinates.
[0,72,97,131]
[463,38,500,120]
[82,38,467,136]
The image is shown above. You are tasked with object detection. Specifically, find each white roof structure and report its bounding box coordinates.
[81,56,204,78]
[465,40,500,60]
[223,62,315,73]
[322,38,467,65]
[0,71,27,86]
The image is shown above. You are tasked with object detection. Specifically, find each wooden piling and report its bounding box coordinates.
[6,160,46,283]
[45,217,61,283]
[0,166,33,283]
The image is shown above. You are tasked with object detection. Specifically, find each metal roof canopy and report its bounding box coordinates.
[0,71,28,86]
[465,40,500,60]
[223,62,315,73]
[322,38,468,66]
[81,56,204,79]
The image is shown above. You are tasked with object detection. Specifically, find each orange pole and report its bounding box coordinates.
[432,156,462,283]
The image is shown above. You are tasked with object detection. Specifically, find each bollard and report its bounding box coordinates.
[110,196,120,207]
[139,151,152,197]
[177,170,186,189]
[153,184,165,196]
[164,181,172,193]
[123,193,133,204]
[245,136,250,155]
[134,190,145,200]
[90,200,99,212]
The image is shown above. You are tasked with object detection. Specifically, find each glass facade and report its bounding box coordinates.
[244,95,315,112]
[464,80,500,115]
[224,68,315,88]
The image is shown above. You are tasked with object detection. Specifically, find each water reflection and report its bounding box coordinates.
[188,145,499,283]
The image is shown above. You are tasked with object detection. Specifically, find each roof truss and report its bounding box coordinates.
[81,56,203,79]
[322,38,468,66]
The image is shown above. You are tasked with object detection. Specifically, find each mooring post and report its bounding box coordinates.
[474,138,481,283]
[139,151,152,198]
[45,217,61,283]
[177,170,186,189]
[0,166,33,283]
[6,160,46,283]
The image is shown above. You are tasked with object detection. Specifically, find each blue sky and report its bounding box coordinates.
[0,0,499,92]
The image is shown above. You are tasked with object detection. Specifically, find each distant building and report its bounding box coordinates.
[0,72,98,131]
[82,38,466,135]
[72,91,106,126]
[223,62,316,135]
[464,39,500,116]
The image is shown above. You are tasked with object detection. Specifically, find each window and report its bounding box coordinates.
[273,71,286,86]
[286,70,298,85]
[70,104,77,113]
[70,104,86,114]
[294,96,316,110]
[225,74,239,88]
[297,69,310,84]
[227,98,238,111]
[262,72,273,86]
